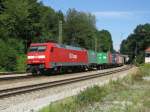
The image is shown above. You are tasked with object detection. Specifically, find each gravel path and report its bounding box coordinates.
[0,66,134,112]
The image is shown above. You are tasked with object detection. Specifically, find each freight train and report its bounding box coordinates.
[27,42,126,74]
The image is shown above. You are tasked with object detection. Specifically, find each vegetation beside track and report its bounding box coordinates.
[39,64,150,112]
[139,64,150,76]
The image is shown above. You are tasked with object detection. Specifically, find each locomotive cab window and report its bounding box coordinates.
[29,46,47,52]
[38,46,46,52]
[29,46,37,52]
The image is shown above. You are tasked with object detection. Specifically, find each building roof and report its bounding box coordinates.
[145,47,150,52]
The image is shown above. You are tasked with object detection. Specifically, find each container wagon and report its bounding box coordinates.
[87,50,97,69]
[96,52,109,69]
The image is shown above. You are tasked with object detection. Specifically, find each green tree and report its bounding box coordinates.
[64,9,97,50]
[0,0,4,13]
[97,30,113,52]
[120,23,150,63]
[0,0,60,52]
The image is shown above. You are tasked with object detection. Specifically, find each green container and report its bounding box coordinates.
[88,50,97,64]
[97,52,108,64]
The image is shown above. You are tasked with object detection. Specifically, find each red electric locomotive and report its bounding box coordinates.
[27,42,88,74]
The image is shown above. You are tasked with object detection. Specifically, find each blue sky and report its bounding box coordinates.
[41,0,150,51]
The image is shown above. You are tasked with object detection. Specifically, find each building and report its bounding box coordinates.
[145,47,150,63]
[121,55,129,64]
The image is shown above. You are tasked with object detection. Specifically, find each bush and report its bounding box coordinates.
[0,39,17,71]
[139,64,150,76]
[131,68,143,81]
[75,85,107,105]
[16,54,27,72]
[130,64,150,81]
[0,66,5,72]
[0,39,25,71]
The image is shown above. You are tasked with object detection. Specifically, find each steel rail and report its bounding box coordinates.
[0,72,27,75]
[0,66,132,98]
[0,73,33,81]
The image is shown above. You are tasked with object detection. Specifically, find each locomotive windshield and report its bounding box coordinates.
[29,46,46,52]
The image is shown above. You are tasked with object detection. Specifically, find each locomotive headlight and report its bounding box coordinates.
[38,55,45,59]
[27,56,35,59]
[27,55,45,59]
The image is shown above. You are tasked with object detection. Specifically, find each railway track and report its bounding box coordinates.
[0,72,26,75]
[0,65,132,98]
[0,73,32,81]
[0,67,124,81]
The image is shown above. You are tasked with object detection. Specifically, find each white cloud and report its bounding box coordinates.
[93,11,131,18]
[93,11,149,18]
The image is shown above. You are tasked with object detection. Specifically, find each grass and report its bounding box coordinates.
[39,85,109,112]
[39,64,150,112]
[139,63,150,76]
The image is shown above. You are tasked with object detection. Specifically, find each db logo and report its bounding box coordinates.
[69,53,77,59]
